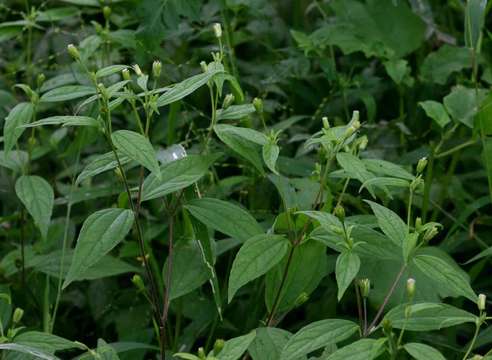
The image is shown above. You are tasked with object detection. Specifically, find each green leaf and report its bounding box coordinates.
[63,208,134,289]
[21,116,101,128]
[13,331,82,353]
[40,85,96,102]
[111,130,160,177]
[413,254,477,301]
[142,154,218,201]
[419,101,452,128]
[335,251,360,301]
[185,198,263,242]
[325,339,386,360]
[36,7,79,22]
[336,153,373,184]
[384,59,410,85]
[465,0,487,51]
[262,142,280,175]
[217,104,256,121]
[265,240,328,312]
[0,150,28,172]
[0,343,59,360]
[96,65,128,78]
[3,102,34,153]
[76,151,132,185]
[164,242,210,300]
[404,343,446,360]
[15,175,54,239]
[362,159,414,180]
[384,302,477,331]
[280,319,359,360]
[420,45,471,85]
[365,200,406,248]
[443,85,486,128]
[217,331,256,360]
[228,234,289,302]
[156,67,223,107]
[248,328,293,360]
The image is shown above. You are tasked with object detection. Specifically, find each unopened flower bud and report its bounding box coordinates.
[382,318,392,334]
[415,217,422,232]
[213,23,222,38]
[253,97,263,114]
[103,6,111,20]
[36,73,45,88]
[222,93,234,109]
[13,308,24,324]
[329,225,344,236]
[417,157,428,174]
[334,204,345,221]
[97,83,108,98]
[359,278,370,298]
[423,226,439,242]
[358,136,368,150]
[152,60,162,78]
[322,116,330,129]
[197,347,206,359]
[67,44,80,60]
[131,274,145,291]
[200,61,208,73]
[133,64,143,77]
[213,339,225,355]
[122,68,131,81]
[478,293,486,311]
[406,278,416,299]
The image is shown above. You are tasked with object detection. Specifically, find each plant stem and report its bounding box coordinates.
[462,319,481,360]
[161,214,175,352]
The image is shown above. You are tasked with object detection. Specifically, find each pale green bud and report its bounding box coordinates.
[213,339,225,355]
[222,94,234,109]
[358,135,368,150]
[417,157,428,174]
[103,6,111,20]
[198,347,206,359]
[122,68,131,81]
[478,293,486,311]
[415,217,422,232]
[36,73,45,88]
[133,64,143,77]
[334,204,345,221]
[67,44,80,60]
[359,278,370,298]
[13,308,24,324]
[322,116,330,129]
[253,97,263,114]
[213,23,222,38]
[200,61,208,73]
[152,60,162,78]
[131,274,145,291]
[406,278,416,299]
[423,226,439,242]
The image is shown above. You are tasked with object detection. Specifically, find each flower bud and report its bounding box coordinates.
[222,93,234,109]
[359,278,370,298]
[103,6,111,20]
[200,61,208,73]
[358,135,368,150]
[122,68,131,81]
[253,97,263,114]
[322,116,330,129]
[213,22,222,38]
[197,347,206,359]
[13,308,24,324]
[478,293,486,311]
[152,60,162,78]
[133,64,143,77]
[334,204,345,221]
[131,274,145,291]
[67,44,80,60]
[415,217,422,232]
[417,157,428,174]
[406,278,416,299]
[382,318,392,334]
[423,226,439,242]
[329,225,344,236]
[213,339,225,355]
[36,73,45,88]
[97,83,108,98]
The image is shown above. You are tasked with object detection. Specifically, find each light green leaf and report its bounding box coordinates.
[21,116,101,128]
[0,343,59,360]
[419,101,451,128]
[365,200,406,248]
[217,104,256,121]
[15,175,54,239]
[63,208,134,289]
[40,85,96,102]
[362,159,414,180]
[111,130,160,177]
[3,102,34,153]
[420,45,471,84]
[465,0,487,51]
[384,59,410,85]
[262,142,280,175]
[336,153,373,185]
[413,254,477,301]
[185,198,263,242]
[404,343,446,360]
[326,339,386,360]
[0,150,28,172]
[280,319,359,360]
[214,125,268,145]
[217,331,256,360]
[13,331,82,353]
[335,251,360,301]
[76,151,132,185]
[443,85,486,128]
[228,234,289,302]
[142,154,218,201]
[248,328,294,360]
[384,302,477,331]
[36,7,79,22]
[96,65,128,78]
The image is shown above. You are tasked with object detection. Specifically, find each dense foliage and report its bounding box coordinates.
[1,0,492,359]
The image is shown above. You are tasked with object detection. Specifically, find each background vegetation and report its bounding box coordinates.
[1,0,492,359]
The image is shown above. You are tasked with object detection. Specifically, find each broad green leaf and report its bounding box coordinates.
[326,339,386,360]
[336,152,373,184]
[228,234,289,302]
[217,104,256,121]
[335,251,360,300]
[13,331,82,353]
[96,65,128,78]
[0,150,28,172]
[217,331,256,360]
[404,343,446,360]
[280,319,359,360]
[465,0,487,51]
[384,302,477,331]
[248,328,294,360]
[214,125,268,145]
[362,159,414,180]
[265,240,328,312]
[185,198,263,242]
[63,208,134,289]
[21,116,100,128]
[164,242,211,300]
[76,151,132,185]
[443,86,486,128]
[365,200,406,247]
[36,7,79,22]
[156,67,223,107]
[419,101,451,128]
[384,59,410,85]
[3,102,34,153]
[15,175,54,239]
[420,45,471,84]
[142,154,218,201]
[40,85,95,102]
[0,343,59,360]
[413,254,477,301]
[111,130,160,177]
[262,142,280,175]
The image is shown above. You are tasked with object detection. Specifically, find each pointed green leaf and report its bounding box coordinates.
[217,104,256,121]
[365,200,406,248]
[262,142,280,175]
[419,101,451,128]
[335,251,360,301]
[40,85,96,102]
[326,339,386,360]
[76,151,132,185]
[404,343,446,360]
[21,115,100,128]
[217,331,256,360]
[3,102,34,153]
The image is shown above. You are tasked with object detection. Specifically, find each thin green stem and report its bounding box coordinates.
[462,318,482,360]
